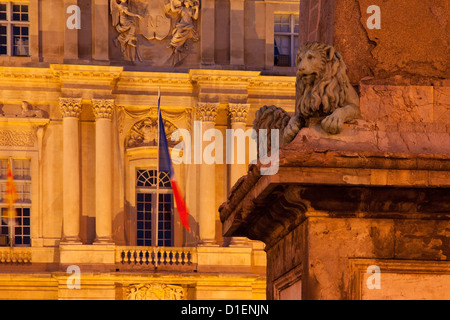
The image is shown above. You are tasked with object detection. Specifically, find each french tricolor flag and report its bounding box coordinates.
[157,92,191,232]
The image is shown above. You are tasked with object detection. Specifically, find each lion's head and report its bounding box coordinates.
[295,42,351,118]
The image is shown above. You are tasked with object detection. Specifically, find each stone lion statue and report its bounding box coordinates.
[254,42,361,149]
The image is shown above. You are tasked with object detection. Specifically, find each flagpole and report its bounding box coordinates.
[156,87,161,250]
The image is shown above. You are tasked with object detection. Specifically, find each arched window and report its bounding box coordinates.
[135,169,173,247]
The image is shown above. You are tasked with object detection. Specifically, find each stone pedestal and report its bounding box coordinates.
[220,84,450,299]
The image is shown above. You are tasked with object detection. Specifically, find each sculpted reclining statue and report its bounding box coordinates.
[253,42,361,149]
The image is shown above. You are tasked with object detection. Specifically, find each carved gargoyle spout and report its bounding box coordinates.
[253,42,361,149]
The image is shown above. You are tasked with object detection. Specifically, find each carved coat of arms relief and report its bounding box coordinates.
[110,0,200,66]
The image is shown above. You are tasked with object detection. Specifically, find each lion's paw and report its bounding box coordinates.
[321,109,345,135]
[283,115,305,145]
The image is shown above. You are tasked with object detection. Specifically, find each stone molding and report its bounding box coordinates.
[59,97,82,119]
[228,103,250,123]
[92,99,115,120]
[196,102,219,123]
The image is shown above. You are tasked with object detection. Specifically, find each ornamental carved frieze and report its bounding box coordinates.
[196,102,219,123]
[110,0,200,66]
[0,130,35,147]
[59,98,82,119]
[126,283,185,300]
[228,103,250,123]
[92,99,115,120]
[125,116,179,148]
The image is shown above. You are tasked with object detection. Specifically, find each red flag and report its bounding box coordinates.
[5,159,17,220]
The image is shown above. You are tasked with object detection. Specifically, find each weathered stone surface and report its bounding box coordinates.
[358,0,449,80]
[434,87,450,123]
[394,220,450,261]
[306,217,394,299]
[360,85,434,123]
[299,0,450,84]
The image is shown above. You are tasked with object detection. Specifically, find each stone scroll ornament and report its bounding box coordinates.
[253,42,361,149]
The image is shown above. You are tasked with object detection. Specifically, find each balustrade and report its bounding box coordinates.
[116,247,197,270]
[0,248,32,264]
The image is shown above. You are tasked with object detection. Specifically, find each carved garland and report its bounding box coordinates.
[126,283,185,300]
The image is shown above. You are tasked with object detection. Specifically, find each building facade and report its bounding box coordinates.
[0,0,300,300]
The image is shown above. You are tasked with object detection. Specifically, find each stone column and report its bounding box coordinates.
[197,102,219,245]
[59,97,82,243]
[92,99,114,244]
[228,103,250,246]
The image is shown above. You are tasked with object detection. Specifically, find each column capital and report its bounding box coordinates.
[92,99,115,120]
[59,97,82,119]
[228,103,250,124]
[196,102,219,123]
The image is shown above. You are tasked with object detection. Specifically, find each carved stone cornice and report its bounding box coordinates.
[92,99,114,120]
[228,103,250,123]
[50,65,123,84]
[196,102,219,123]
[59,98,82,119]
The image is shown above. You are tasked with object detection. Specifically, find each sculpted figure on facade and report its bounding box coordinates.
[0,101,45,118]
[253,42,361,148]
[19,101,44,118]
[110,0,144,62]
[126,117,179,148]
[110,0,200,65]
[167,0,200,65]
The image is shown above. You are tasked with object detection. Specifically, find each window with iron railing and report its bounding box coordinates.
[136,169,174,247]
